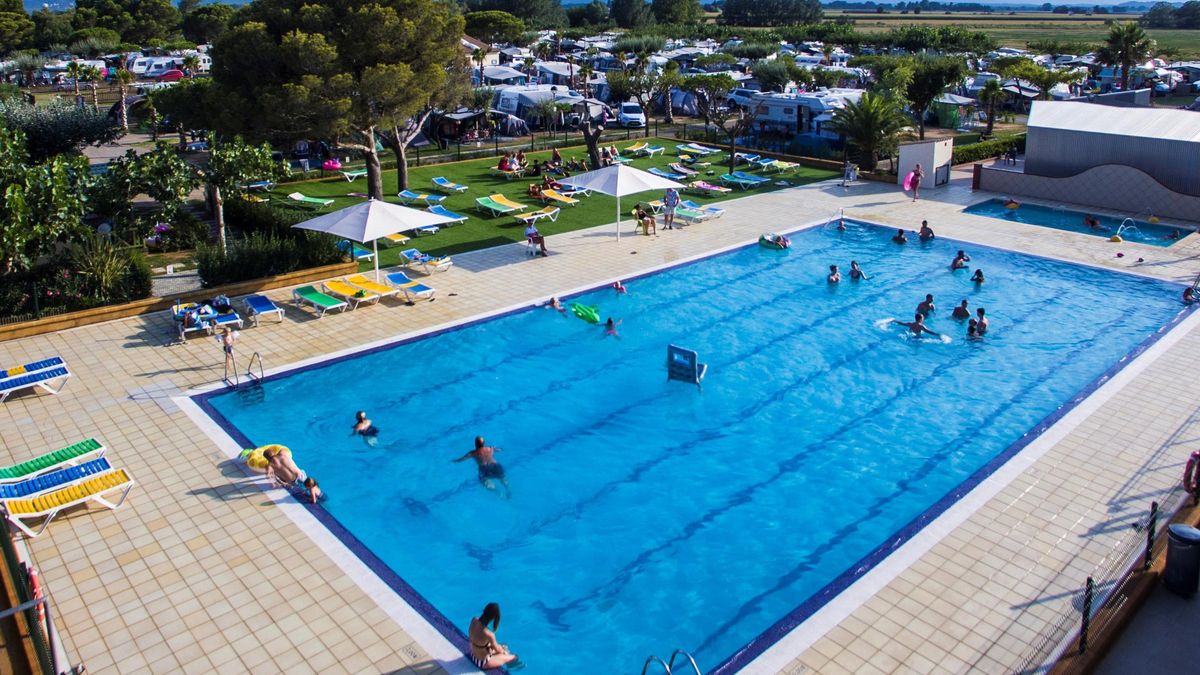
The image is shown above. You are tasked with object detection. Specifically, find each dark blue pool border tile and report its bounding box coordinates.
[192,219,1194,675]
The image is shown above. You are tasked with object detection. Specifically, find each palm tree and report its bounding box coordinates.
[1097,22,1153,92]
[578,62,594,98]
[114,68,135,132]
[473,47,487,87]
[566,54,576,90]
[181,55,201,78]
[65,61,84,105]
[825,92,912,171]
[523,56,535,79]
[82,66,103,111]
[978,79,1005,138]
[821,44,834,66]
[531,97,563,136]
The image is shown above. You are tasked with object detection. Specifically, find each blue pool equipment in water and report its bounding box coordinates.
[666,344,707,389]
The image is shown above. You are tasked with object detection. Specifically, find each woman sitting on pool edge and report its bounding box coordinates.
[467,603,523,670]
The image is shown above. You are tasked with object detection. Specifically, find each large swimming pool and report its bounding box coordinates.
[964,198,1189,246]
[198,221,1186,673]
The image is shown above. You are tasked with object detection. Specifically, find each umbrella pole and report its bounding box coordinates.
[616,195,621,241]
[373,240,380,281]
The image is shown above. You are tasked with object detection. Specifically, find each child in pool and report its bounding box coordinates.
[604,317,621,338]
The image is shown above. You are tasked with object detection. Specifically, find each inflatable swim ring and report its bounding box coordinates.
[241,444,290,472]
[571,303,600,324]
[1004,201,1019,210]
[1149,216,1160,224]
[759,233,790,250]
[1109,235,1122,243]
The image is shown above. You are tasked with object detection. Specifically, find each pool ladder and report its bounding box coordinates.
[223,351,264,389]
[641,649,701,675]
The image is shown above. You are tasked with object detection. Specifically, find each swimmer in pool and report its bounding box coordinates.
[453,436,510,496]
[828,265,841,283]
[950,250,971,270]
[971,269,985,284]
[837,218,846,232]
[976,307,989,334]
[916,294,935,316]
[604,317,621,338]
[892,229,908,244]
[919,220,935,241]
[849,261,869,280]
[547,297,566,313]
[967,319,980,339]
[892,313,941,337]
[352,410,379,446]
[1184,287,1196,304]
[952,299,970,319]
[1083,214,1103,231]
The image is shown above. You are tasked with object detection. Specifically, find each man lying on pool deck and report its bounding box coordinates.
[453,436,510,497]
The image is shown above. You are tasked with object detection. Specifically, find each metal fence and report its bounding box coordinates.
[0,519,68,674]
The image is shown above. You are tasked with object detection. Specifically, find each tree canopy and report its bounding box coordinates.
[181,3,235,44]
[73,0,181,44]
[611,0,655,29]
[0,12,34,54]
[0,98,122,163]
[465,0,566,29]
[906,57,966,139]
[651,0,702,25]
[464,10,525,45]
[721,0,822,26]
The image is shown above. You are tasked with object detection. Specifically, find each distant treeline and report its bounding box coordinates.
[824,1,997,12]
[1140,1,1200,27]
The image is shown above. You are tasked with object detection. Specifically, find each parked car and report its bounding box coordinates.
[617,102,645,128]
[155,69,185,82]
[725,88,760,109]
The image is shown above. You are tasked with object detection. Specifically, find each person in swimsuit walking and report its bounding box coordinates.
[467,603,522,670]
[453,436,510,496]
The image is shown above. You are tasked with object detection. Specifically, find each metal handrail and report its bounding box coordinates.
[222,352,238,388]
[667,649,701,675]
[640,655,672,675]
[246,352,264,383]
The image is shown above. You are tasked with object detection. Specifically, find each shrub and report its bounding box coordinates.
[223,197,312,237]
[157,209,209,251]
[951,134,1026,165]
[196,233,345,288]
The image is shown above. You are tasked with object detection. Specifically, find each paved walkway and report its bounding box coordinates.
[2,167,1199,674]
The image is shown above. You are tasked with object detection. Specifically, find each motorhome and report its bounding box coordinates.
[492,84,584,125]
[748,88,864,138]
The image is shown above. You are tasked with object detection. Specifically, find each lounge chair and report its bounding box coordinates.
[540,189,579,206]
[626,142,648,154]
[642,145,665,157]
[735,152,761,164]
[770,160,800,173]
[489,166,524,180]
[170,302,216,340]
[646,200,665,214]
[323,279,380,309]
[338,240,375,262]
[397,190,446,206]
[515,207,560,225]
[0,457,112,500]
[432,177,468,193]
[720,174,759,190]
[611,155,634,165]
[680,200,725,219]
[668,163,697,176]
[675,207,709,225]
[560,187,591,198]
[491,194,527,211]
[732,171,769,184]
[287,192,334,208]
[341,169,368,181]
[292,285,348,317]
[476,195,523,217]
[385,272,436,302]
[401,248,453,273]
[677,154,710,167]
[0,365,71,403]
[241,180,275,191]
[688,181,732,195]
[384,233,411,246]
[649,167,686,180]
[677,143,720,155]
[0,439,105,484]
[3,467,135,538]
[0,357,65,381]
[346,275,401,301]
[428,204,469,224]
[208,312,244,333]
[243,295,285,326]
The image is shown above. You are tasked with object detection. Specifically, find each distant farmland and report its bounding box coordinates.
[827,11,1200,57]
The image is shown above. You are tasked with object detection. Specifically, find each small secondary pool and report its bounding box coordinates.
[964,199,1189,246]
[198,222,1186,673]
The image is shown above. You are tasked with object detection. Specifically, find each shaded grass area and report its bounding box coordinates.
[266,138,837,271]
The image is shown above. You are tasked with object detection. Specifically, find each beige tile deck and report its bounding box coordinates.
[2,167,1198,674]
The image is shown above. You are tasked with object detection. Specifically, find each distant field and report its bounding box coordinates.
[828,11,1200,58]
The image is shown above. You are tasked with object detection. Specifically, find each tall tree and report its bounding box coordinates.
[75,0,180,44]
[113,67,135,133]
[1097,21,1153,91]
[0,11,34,54]
[65,61,85,106]
[204,137,280,253]
[651,0,701,24]
[378,55,471,191]
[0,98,121,161]
[825,92,911,171]
[683,73,756,172]
[905,57,966,140]
[31,8,73,51]
[650,61,682,125]
[464,10,524,44]
[607,68,657,138]
[212,0,464,201]
[181,3,235,44]
[135,143,200,224]
[978,78,1004,138]
[611,0,655,28]
[464,0,565,29]
[1002,59,1083,100]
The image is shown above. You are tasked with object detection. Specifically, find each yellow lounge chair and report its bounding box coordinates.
[323,279,380,309]
[541,189,579,206]
[626,142,648,154]
[515,207,560,225]
[491,194,527,211]
[384,233,411,245]
[3,468,135,538]
[346,275,401,300]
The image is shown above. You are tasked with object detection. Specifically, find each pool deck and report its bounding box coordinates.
[3,166,1200,674]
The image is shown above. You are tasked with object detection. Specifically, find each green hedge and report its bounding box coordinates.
[0,251,152,320]
[196,233,345,288]
[952,134,1026,165]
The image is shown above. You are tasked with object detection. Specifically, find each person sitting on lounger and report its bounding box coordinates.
[265,447,309,488]
[453,437,510,496]
[542,175,561,191]
[515,150,527,168]
[528,183,543,199]
[634,204,656,236]
[525,223,548,256]
[527,161,541,177]
[600,148,612,167]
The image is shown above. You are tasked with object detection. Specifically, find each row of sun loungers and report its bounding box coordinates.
[293,267,440,314]
[0,437,134,538]
[0,357,72,403]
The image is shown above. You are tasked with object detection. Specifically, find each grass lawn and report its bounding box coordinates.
[266,138,838,271]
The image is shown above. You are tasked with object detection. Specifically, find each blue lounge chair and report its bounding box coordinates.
[719,174,758,190]
[734,152,761,164]
[428,204,469,225]
[398,190,446,206]
[241,180,275,191]
[338,240,375,262]
[0,357,65,380]
[385,272,436,302]
[680,200,725,219]
[0,366,71,403]
[732,171,769,184]
[243,294,285,326]
[432,177,468,193]
[0,457,112,500]
[648,167,686,180]
[401,248,453,274]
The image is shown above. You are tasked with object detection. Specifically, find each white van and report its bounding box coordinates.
[617,102,645,128]
[144,57,179,78]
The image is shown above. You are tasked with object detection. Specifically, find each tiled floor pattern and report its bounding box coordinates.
[2,167,1199,674]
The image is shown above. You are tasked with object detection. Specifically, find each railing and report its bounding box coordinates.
[668,649,702,675]
[0,519,77,674]
[245,352,264,384]
[641,649,701,675]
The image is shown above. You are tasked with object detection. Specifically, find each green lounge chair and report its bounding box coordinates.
[287,192,334,208]
[292,285,349,317]
[719,174,758,191]
[0,438,106,483]
[476,196,518,217]
[675,207,710,225]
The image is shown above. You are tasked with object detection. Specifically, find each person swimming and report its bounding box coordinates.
[828,264,840,283]
[849,261,869,280]
[919,220,935,241]
[967,318,980,339]
[916,294,935,316]
[547,297,566,313]
[892,312,941,338]
[604,317,621,338]
[612,281,627,294]
[952,299,970,319]
[352,411,379,445]
[976,307,989,334]
[1184,287,1196,304]
[1083,214,1103,231]
[971,269,985,284]
[950,250,971,270]
[892,229,908,244]
[453,437,510,497]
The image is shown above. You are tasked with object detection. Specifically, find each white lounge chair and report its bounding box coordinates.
[2,467,135,538]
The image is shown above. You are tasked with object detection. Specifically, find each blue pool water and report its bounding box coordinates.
[200,222,1185,673]
[964,199,1189,246]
